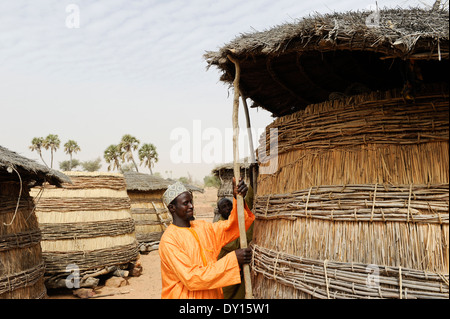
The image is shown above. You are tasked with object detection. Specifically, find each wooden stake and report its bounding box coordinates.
[241,94,258,196]
[228,54,253,299]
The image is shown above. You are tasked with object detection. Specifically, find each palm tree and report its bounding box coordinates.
[29,137,49,167]
[119,134,140,172]
[64,140,81,171]
[43,134,61,168]
[138,143,158,174]
[104,144,122,172]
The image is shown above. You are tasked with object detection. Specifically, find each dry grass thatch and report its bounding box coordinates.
[1,146,71,299]
[0,145,70,186]
[251,87,449,299]
[0,181,47,299]
[123,171,172,191]
[205,7,449,116]
[31,172,139,274]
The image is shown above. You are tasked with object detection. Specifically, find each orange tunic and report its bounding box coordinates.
[159,199,255,299]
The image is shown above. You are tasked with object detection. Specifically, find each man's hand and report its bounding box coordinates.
[235,248,252,266]
[232,177,248,199]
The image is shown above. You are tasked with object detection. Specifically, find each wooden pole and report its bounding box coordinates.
[241,94,255,164]
[241,94,257,196]
[227,54,253,299]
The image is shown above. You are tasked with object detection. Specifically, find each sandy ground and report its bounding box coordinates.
[48,187,218,299]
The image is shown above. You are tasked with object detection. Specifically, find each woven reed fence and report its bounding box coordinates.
[31,172,139,287]
[1,182,47,299]
[128,189,171,252]
[253,86,449,299]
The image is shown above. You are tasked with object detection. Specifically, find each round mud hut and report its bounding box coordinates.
[31,171,139,289]
[205,7,449,299]
[0,145,70,299]
[123,171,172,252]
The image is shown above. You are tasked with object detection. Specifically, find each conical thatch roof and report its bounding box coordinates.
[205,7,449,116]
[0,145,71,186]
[123,171,172,191]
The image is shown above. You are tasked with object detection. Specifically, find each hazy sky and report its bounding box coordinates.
[0,0,436,183]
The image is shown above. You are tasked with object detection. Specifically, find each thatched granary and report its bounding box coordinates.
[0,146,70,299]
[123,171,172,252]
[205,7,448,116]
[31,171,139,289]
[211,160,254,222]
[206,7,449,299]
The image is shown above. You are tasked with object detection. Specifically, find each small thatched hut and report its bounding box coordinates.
[206,7,449,299]
[211,159,254,222]
[0,146,70,298]
[31,171,139,289]
[123,171,172,252]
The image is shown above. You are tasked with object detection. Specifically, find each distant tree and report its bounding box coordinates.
[104,144,122,172]
[178,176,190,184]
[138,143,158,174]
[203,175,220,188]
[43,134,61,168]
[29,137,48,167]
[119,134,140,172]
[81,157,102,172]
[59,159,81,171]
[120,163,136,172]
[63,140,81,171]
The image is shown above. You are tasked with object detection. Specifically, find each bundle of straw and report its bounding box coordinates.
[255,183,448,224]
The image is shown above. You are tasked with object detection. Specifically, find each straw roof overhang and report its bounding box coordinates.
[212,158,253,176]
[124,171,172,191]
[0,145,71,187]
[205,7,449,116]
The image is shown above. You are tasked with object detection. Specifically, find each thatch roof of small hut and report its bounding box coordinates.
[124,171,172,191]
[211,158,253,176]
[205,7,449,116]
[166,178,204,193]
[0,145,70,186]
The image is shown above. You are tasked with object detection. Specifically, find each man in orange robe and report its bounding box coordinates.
[159,178,254,299]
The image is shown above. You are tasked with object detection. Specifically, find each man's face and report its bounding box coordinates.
[170,191,195,222]
[218,199,233,220]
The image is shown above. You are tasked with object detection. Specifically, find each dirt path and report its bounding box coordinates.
[48,187,217,299]
[95,250,162,299]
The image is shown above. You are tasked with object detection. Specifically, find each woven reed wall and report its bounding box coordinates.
[253,86,449,299]
[31,172,139,274]
[128,189,171,244]
[0,181,47,299]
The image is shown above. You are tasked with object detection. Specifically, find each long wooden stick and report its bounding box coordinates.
[228,54,253,299]
[241,94,258,196]
[241,94,256,164]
